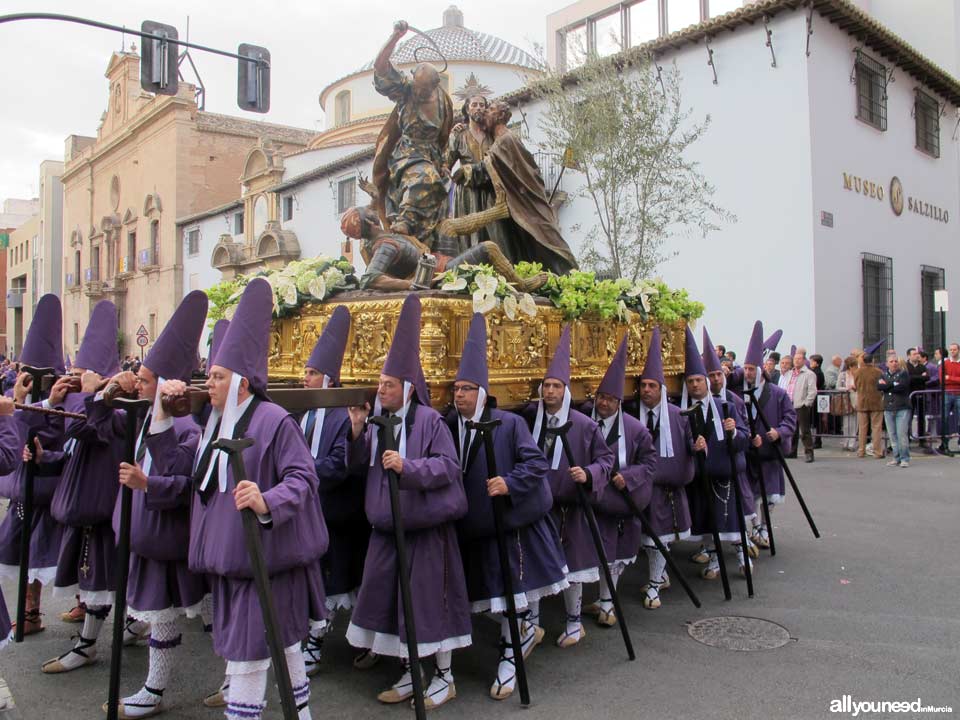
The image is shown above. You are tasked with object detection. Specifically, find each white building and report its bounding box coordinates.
[522,0,960,355]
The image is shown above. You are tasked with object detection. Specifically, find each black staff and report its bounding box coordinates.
[466,418,531,706]
[14,364,55,642]
[744,388,820,539]
[743,391,776,556]
[546,422,635,661]
[680,402,731,600]
[212,437,298,720]
[106,397,152,720]
[368,415,427,720]
[719,402,754,598]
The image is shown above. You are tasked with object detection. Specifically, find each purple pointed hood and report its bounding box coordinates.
[701,327,722,374]
[640,327,665,386]
[865,339,885,356]
[683,325,706,378]
[456,313,488,391]
[74,300,120,377]
[744,320,765,367]
[545,324,571,385]
[144,291,208,382]
[306,306,351,384]
[383,294,429,405]
[597,334,628,400]
[208,319,229,372]
[20,294,64,374]
[789,344,797,359]
[212,278,271,397]
[763,329,782,354]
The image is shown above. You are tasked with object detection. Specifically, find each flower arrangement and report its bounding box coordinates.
[205,256,703,329]
[205,256,358,326]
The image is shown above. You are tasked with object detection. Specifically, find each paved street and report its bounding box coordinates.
[0,444,957,720]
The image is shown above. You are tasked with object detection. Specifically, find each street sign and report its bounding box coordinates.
[934,289,949,312]
[136,335,149,348]
[136,324,148,337]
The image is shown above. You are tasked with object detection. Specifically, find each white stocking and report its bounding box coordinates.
[285,643,311,719]
[562,583,582,635]
[224,669,267,720]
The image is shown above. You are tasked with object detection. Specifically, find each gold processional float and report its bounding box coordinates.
[266,292,688,411]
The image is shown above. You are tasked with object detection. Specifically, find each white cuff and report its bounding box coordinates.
[148,415,174,435]
[257,512,273,526]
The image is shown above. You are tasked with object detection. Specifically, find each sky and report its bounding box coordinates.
[0,0,570,201]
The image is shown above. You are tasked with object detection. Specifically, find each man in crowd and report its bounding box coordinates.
[637,328,694,610]
[854,353,885,459]
[766,353,781,385]
[781,350,818,462]
[449,314,566,700]
[825,355,842,390]
[521,325,613,649]
[346,295,471,710]
[906,347,930,449]
[944,343,960,444]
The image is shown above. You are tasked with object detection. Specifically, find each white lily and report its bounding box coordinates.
[472,290,497,314]
[441,276,468,292]
[639,292,651,313]
[276,279,298,306]
[502,294,518,320]
[474,273,498,296]
[308,275,327,300]
[518,293,537,317]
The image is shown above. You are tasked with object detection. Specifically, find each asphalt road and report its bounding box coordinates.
[1,445,957,719]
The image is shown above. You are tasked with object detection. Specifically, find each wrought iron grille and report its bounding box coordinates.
[862,252,893,355]
[921,265,945,352]
[534,151,563,194]
[855,51,887,131]
[914,90,940,157]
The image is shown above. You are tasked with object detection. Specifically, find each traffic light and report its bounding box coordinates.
[140,21,179,95]
[237,44,270,113]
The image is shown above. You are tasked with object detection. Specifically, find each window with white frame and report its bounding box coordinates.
[187,228,200,256]
[337,177,356,214]
[283,196,294,222]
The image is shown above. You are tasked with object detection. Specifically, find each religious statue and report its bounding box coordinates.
[440,102,578,275]
[371,20,454,247]
[340,205,547,293]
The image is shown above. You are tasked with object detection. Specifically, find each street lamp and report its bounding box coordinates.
[935,289,953,455]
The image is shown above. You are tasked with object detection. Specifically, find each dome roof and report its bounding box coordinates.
[321,6,541,99]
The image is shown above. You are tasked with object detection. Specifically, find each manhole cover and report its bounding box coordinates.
[687,616,791,651]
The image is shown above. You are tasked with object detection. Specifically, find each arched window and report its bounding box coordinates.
[334,90,351,127]
[253,195,268,237]
[150,219,160,265]
[74,250,80,286]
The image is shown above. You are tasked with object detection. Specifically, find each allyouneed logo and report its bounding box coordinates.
[830,696,953,716]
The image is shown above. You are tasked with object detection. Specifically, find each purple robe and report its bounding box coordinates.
[302,406,369,609]
[446,406,567,613]
[83,398,206,620]
[595,411,656,564]
[47,392,127,598]
[521,405,614,582]
[745,382,796,504]
[346,401,472,658]
[160,400,329,662]
[685,391,755,542]
[0,406,66,584]
[638,403,695,545]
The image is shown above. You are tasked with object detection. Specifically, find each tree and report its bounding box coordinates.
[532,49,734,281]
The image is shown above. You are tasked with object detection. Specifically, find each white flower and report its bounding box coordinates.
[227,288,244,303]
[441,276,467,292]
[307,275,327,300]
[518,293,537,317]
[323,267,345,288]
[625,284,643,298]
[472,290,497,314]
[224,303,237,321]
[502,294,518,320]
[639,292,651,313]
[276,279,298,306]
[617,299,629,321]
[474,273,498,296]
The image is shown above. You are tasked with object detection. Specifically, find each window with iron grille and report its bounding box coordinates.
[921,265,945,352]
[862,253,893,355]
[187,228,200,256]
[283,196,294,222]
[233,212,244,236]
[855,51,887,131]
[914,90,940,157]
[337,177,356,214]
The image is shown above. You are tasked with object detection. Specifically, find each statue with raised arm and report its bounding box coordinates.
[371,20,454,247]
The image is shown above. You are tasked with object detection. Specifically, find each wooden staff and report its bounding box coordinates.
[13,403,86,421]
[720,401,754,598]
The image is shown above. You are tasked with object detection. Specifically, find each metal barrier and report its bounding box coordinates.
[907,389,959,450]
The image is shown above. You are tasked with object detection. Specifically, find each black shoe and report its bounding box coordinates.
[804,451,814,463]
[814,439,822,449]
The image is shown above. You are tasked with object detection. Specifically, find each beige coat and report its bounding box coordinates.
[785,366,818,408]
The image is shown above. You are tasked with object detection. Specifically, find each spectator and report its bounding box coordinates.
[879,354,911,467]
[809,354,826,447]
[725,350,739,367]
[824,355,842,390]
[716,344,726,359]
[783,350,819,462]
[809,354,826,390]
[764,354,780,384]
[777,355,793,391]
[854,353,884,459]
[837,356,859,451]
[906,347,930,448]
[944,343,960,443]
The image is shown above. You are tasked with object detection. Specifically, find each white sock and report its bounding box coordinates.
[80,605,108,644]
[285,643,311,719]
[563,583,582,635]
[225,669,267,720]
[646,547,668,584]
[391,660,413,693]
[426,651,453,705]
[597,568,621,613]
[526,600,541,628]
[125,618,150,642]
[143,621,179,692]
[303,621,329,674]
